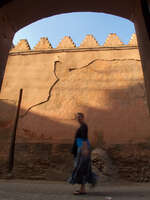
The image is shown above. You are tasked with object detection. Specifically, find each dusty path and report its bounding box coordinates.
[0,180,150,200]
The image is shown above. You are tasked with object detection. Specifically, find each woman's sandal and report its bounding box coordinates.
[73,190,87,195]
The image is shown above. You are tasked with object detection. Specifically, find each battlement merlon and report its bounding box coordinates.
[10,33,137,53]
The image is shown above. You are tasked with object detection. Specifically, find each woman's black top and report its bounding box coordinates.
[71,123,88,157]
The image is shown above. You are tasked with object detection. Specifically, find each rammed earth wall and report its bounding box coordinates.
[0,33,148,146]
[1,34,150,182]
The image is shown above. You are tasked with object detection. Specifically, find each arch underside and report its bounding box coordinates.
[1,0,136,32]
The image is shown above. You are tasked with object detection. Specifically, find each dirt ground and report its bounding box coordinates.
[0,179,150,200]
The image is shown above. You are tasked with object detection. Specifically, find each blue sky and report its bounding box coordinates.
[13,12,135,48]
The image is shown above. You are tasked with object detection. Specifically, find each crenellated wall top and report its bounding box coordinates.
[10,33,137,52]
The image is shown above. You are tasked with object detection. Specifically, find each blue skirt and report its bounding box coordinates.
[68,147,98,185]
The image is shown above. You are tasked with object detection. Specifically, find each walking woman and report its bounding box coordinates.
[69,112,97,195]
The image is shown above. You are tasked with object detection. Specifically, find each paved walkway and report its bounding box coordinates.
[0,180,150,200]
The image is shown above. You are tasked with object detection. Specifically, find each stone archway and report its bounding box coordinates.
[1,0,150,111]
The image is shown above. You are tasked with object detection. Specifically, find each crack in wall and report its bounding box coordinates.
[19,57,143,118]
[20,61,60,118]
[68,59,146,101]
[68,58,141,72]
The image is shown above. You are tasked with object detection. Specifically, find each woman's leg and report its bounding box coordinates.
[74,184,86,195]
[80,184,86,193]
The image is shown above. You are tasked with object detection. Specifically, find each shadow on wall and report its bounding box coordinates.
[0,81,150,180]
[0,100,75,180]
[0,81,149,147]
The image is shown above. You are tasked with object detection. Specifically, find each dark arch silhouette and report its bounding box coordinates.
[1,0,150,112]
